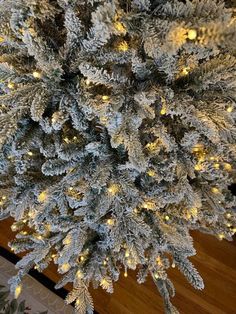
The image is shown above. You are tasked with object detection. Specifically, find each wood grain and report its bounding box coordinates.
[0,218,235,314]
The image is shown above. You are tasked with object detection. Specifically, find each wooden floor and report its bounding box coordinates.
[0,218,235,314]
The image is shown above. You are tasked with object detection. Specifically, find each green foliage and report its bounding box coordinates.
[0,0,236,313]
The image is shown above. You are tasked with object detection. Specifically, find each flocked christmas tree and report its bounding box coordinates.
[0,0,236,313]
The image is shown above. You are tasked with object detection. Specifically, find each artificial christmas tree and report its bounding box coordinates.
[0,0,235,313]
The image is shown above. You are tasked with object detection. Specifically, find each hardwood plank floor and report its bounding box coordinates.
[0,218,235,314]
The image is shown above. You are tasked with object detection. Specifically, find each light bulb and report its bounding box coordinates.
[11,224,18,231]
[213,163,220,169]
[226,213,231,218]
[192,143,204,153]
[76,270,83,279]
[154,273,159,279]
[80,256,85,262]
[38,191,47,202]
[85,79,90,86]
[114,21,126,34]
[147,169,155,177]
[63,237,71,245]
[187,29,197,40]
[117,41,128,52]
[181,67,190,76]
[160,107,166,115]
[102,95,110,101]
[107,218,115,226]
[218,233,224,240]
[227,106,233,113]
[171,262,176,268]
[211,187,220,194]
[164,215,170,221]
[14,285,22,299]
[7,82,15,89]
[32,71,42,79]
[107,184,119,195]
[146,142,158,151]
[156,256,162,265]
[125,250,130,258]
[224,163,232,171]
[60,263,70,272]
[103,260,107,266]
[124,271,128,277]
[2,196,6,200]
[142,201,155,209]
[194,164,202,171]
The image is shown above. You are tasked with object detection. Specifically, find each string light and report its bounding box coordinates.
[156,256,162,266]
[227,223,232,228]
[218,233,224,240]
[187,29,197,40]
[107,218,115,226]
[80,256,85,262]
[76,299,80,306]
[114,21,126,34]
[226,213,231,218]
[102,95,110,101]
[181,66,190,76]
[28,210,36,218]
[125,250,130,258]
[103,260,107,266]
[63,137,70,144]
[27,151,33,156]
[224,163,232,171]
[192,143,204,153]
[0,36,4,43]
[124,271,128,277]
[2,196,6,200]
[146,142,158,151]
[154,273,159,279]
[213,163,220,169]
[142,201,155,209]
[68,187,74,191]
[171,262,176,268]
[164,215,170,221]
[133,208,138,214]
[211,187,220,194]
[147,169,155,177]
[14,285,22,299]
[63,237,71,245]
[38,191,47,202]
[76,270,83,279]
[11,224,18,231]
[60,263,70,272]
[85,79,90,86]
[32,71,42,79]
[194,164,202,171]
[226,106,233,113]
[160,107,166,115]
[117,41,128,52]
[107,184,119,195]
[7,82,15,89]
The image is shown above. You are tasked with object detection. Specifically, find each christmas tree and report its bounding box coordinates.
[0,0,235,313]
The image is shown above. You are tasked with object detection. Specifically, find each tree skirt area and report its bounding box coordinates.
[0,255,73,314]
